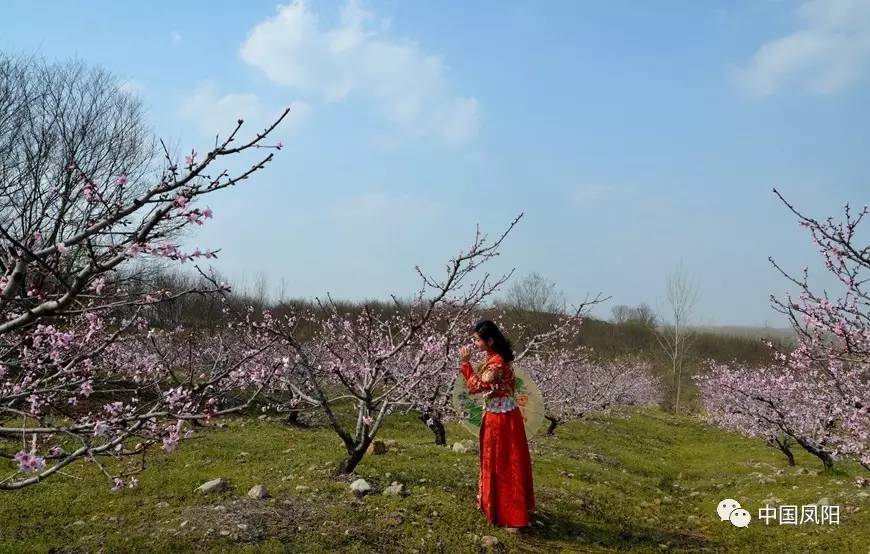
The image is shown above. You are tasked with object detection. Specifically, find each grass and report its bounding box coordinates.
[2,406,868,553]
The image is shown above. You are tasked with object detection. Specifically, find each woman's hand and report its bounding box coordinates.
[459,345,471,363]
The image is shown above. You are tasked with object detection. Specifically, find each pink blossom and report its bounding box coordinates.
[125,243,144,257]
[93,421,109,437]
[0,103,292,491]
[103,401,125,418]
[89,277,106,295]
[82,182,99,202]
[162,420,183,452]
[14,450,46,473]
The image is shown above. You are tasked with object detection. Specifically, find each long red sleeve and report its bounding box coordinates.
[460,359,502,395]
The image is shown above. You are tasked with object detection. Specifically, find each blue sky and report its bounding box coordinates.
[2,0,867,326]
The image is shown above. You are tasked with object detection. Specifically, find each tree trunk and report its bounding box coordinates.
[337,432,377,475]
[820,452,834,472]
[418,410,446,446]
[339,446,367,474]
[545,415,559,436]
[285,410,307,427]
[772,436,795,466]
[794,436,834,472]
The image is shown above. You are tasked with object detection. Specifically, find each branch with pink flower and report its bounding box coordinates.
[252,215,524,474]
[0,78,297,487]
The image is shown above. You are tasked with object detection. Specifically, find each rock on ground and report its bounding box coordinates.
[248,484,269,499]
[382,481,407,497]
[196,478,229,494]
[350,478,372,496]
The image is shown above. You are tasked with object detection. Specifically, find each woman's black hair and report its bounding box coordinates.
[474,320,515,362]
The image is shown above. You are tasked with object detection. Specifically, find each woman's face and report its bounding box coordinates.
[472,332,492,352]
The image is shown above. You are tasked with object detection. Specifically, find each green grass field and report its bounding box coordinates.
[3,407,868,553]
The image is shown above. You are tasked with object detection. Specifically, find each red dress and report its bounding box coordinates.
[460,352,536,528]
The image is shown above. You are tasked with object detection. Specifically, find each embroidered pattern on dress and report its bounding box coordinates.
[484,395,517,413]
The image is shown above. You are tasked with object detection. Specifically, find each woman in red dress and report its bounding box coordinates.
[459,320,536,531]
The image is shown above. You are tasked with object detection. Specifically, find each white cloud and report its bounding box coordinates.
[436,98,480,146]
[239,0,479,145]
[734,0,870,96]
[178,82,310,138]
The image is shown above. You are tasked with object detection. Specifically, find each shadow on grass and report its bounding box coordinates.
[516,508,710,552]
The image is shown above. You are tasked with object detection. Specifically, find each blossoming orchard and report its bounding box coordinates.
[696,193,869,472]
[0,29,868,551]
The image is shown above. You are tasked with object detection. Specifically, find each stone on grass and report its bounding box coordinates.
[383,481,406,497]
[367,440,387,455]
[196,478,228,494]
[248,484,269,499]
[350,478,372,496]
[481,535,500,548]
[452,442,469,453]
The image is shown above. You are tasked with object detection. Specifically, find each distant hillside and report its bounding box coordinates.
[559,317,781,367]
[690,325,796,345]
